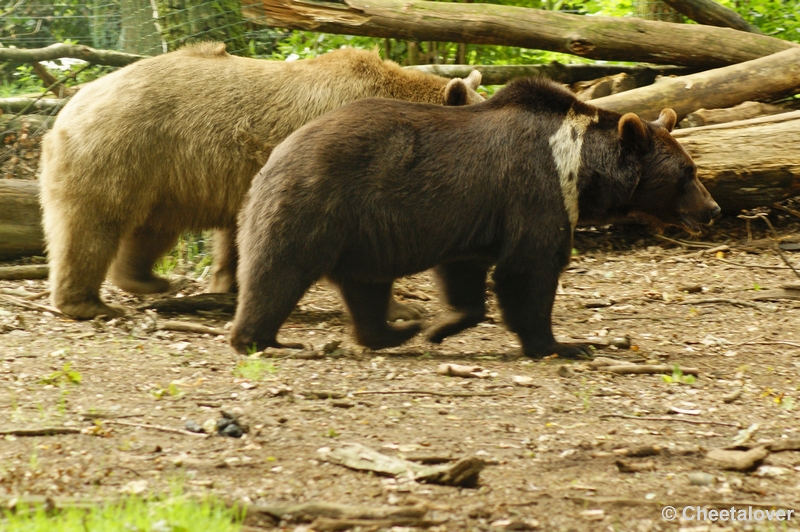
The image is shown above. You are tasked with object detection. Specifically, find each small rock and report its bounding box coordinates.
[557,365,575,378]
[609,337,631,349]
[688,472,716,486]
[184,420,204,434]
[512,375,539,388]
[754,465,790,478]
[679,284,703,294]
[202,418,217,434]
[221,423,243,438]
[722,389,743,404]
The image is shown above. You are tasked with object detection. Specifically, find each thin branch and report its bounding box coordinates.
[352,389,499,397]
[738,213,800,280]
[102,420,209,438]
[652,234,718,248]
[599,414,740,427]
[0,43,144,67]
[678,298,760,309]
[0,294,63,315]
[158,321,226,336]
[0,427,82,437]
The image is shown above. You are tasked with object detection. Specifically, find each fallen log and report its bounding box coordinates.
[660,0,760,33]
[592,47,800,121]
[1,98,65,114]
[241,0,797,68]
[406,63,696,87]
[0,180,45,261]
[673,111,800,213]
[679,101,787,128]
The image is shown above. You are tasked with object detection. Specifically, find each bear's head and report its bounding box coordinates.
[620,109,720,234]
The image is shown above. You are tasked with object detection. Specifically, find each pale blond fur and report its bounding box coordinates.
[39,42,483,319]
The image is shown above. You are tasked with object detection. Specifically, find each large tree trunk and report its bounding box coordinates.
[406,63,696,87]
[240,0,797,68]
[119,0,164,55]
[673,112,800,213]
[660,0,760,33]
[591,47,800,121]
[0,180,44,261]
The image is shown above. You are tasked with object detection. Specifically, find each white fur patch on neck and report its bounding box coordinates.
[548,107,598,228]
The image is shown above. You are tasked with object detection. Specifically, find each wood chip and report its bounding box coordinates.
[706,447,769,470]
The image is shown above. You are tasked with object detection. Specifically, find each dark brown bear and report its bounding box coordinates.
[230,78,720,358]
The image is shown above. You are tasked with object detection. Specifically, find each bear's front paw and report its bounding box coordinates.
[523,342,593,360]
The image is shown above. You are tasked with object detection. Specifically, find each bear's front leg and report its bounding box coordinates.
[493,264,592,359]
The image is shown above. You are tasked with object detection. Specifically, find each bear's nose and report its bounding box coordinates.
[711,204,721,219]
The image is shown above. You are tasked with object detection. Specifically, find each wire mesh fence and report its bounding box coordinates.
[0,0,298,57]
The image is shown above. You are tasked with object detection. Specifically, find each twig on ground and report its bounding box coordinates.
[599,414,740,427]
[24,290,50,301]
[772,203,800,219]
[565,496,798,512]
[395,288,431,301]
[600,364,699,376]
[0,427,82,437]
[738,213,800,280]
[716,258,791,270]
[157,320,226,336]
[653,235,718,248]
[678,298,760,308]
[0,294,63,315]
[674,244,730,260]
[737,340,800,348]
[102,420,209,438]
[352,389,499,397]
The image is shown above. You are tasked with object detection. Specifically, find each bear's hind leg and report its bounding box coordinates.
[230,265,315,354]
[427,259,488,343]
[109,226,179,294]
[208,227,238,293]
[339,279,422,350]
[44,208,125,319]
[493,266,592,359]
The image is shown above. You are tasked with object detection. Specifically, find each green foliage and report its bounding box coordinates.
[1,495,244,532]
[233,359,277,380]
[719,0,800,42]
[40,362,82,386]
[662,365,696,385]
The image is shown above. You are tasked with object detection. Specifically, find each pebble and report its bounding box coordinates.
[688,472,715,486]
[221,423,244,438]
[184,420,204,434]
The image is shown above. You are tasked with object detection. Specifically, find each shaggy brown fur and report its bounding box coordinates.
[230,78,720,358]
[40,42,483,319]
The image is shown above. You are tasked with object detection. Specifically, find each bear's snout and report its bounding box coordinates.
[679,178,721,232]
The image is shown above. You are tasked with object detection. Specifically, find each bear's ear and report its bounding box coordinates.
[464,70,482,90]
[618,113,650,152]
[654,108,677,132]
[444,78,469,106]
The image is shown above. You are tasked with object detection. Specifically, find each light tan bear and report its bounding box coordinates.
[40,42,483,319]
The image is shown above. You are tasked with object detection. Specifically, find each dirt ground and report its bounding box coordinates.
[3,211,800,531]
